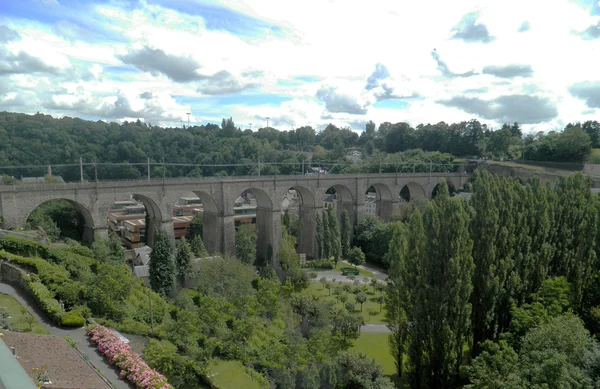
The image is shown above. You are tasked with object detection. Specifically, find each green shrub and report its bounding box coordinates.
[71,305,92,319]
[0,235,49,257]
[306,259,334,269]
[55,281,83,308]
[61,311,86,327]
[26,278,64,323]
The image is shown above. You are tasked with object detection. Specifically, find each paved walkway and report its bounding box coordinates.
[0,282,134,389]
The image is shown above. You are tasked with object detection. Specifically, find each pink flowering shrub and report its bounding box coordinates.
[88,325,173,389]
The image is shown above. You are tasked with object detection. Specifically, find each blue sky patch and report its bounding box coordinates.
[0,0,131,43]
[372,100,409,109]
[146,0,286,38]
[176,93,290,107]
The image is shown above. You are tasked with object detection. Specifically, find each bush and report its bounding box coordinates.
[306,259,334,269]
[61,311,86,327]
[26,278,64,323]
[0,235,49,257]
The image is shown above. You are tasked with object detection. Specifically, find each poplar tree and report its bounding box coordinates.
[190,234,208,258]
[149,230,175,296]
[316,211,324,259]
[175,236,192,285]
[341,209,352,258]
[389,180,473,389]
[549,173,597,308]
[328,206,342,265]
[322,209,331,260]
[470,170,501,356]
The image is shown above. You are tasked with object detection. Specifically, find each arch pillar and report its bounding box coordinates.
[256,205,281,266]
[202,210,221,255]
[297,204,319,259]
[221,211,237,257]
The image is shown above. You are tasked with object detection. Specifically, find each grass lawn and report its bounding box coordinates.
[353,332,407,389]
[0,294,50,334]
[208,360,267,389]
[305,282,386,324]
[336,261,375,278]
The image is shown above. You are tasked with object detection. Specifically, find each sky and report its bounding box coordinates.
[0,0,599,133]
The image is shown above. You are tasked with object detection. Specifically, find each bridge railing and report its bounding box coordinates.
[0,170,471,192]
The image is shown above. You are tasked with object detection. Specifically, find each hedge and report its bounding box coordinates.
[1,250,65,323]
[0,235,49,258]
[61,311,86,327]
[305,259,335,269]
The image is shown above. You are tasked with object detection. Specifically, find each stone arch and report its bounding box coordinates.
[399,182,427,202]
[279,185,317,259]
[131,194,163,248]
[234,187,277,265]
[322,184,354,224]
[431,181,457,199]
[26,198,94,243]
[366,183,394,221]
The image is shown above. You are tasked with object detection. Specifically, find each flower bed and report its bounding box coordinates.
[88,325,172,389]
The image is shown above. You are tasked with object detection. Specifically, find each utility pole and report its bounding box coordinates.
[93,159,98,182]
[186,112,191,126]
[266,117,270,129]
[301,159,305,176]
[147,157,151,182]
[79,156,83,182]
[258,158,261,177]
[429,160,432,183]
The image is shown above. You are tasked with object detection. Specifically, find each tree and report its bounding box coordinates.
[341,209,352,258]
[187,213,203,240]
[355,216,393,266]
[282,210,291,231]
[190,234,208,258]
[175,237,192,285]
[368,308,379,321]
[327,205,342,266]
[316,210,324,259]
[325,281,333,296]
[467,314,600,389]
[387,181,474,388]
[356,292,367,311]
[149,230,175,296]
[347,246,366,268]
[322,209,331,260]
[236,224,257,265]
[332,352,395,389]
[331,310,364,350]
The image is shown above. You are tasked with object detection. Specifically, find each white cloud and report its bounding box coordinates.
[0,0,598,130]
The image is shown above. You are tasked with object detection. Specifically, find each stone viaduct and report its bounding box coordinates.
[0,172,471,263]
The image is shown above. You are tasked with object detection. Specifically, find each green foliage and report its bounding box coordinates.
[0,235,50,257]
[327,206,342,265]
[190,234,208,258]
[282,210,291,231]
[347,246,366,268]
[193,256,257,302]
[509,277,573,345]
[322,210,331,260]
[355,216,393,266]
[387,181,474,388]
[175,236,192,284]
[236,223,257,265]
[331,310,365,350]
[60,310,86,327]
[26,199,84,241]
[149,230,175,296]
[187,213,203,240]
[316,211,324,260]
[305,259,334,269]
[332,351,395,389]
[468,315,600,389]
[341,209,352,258]
[91,234,125,264]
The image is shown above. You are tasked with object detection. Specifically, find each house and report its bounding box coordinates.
[364,193,377,215]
